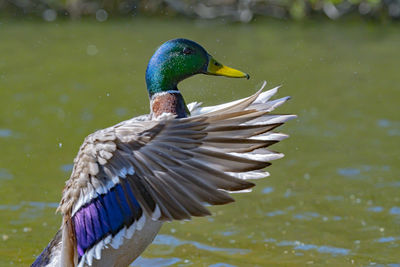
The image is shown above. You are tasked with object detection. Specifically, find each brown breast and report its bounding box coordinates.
[151,93,179,118]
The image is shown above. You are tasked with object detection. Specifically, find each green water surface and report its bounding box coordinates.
[0,18,399,266]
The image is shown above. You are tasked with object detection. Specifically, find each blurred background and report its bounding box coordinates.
[1,0,400,21]
[0,1,399,266]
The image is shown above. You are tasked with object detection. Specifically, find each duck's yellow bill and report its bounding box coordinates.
[206,57,250,79]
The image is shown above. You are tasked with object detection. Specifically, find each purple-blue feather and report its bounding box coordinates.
[125,183,141,218]
[103,189,123,233]
[72,182,142,257]
[73,209,86,256]
[95,198,111,235]
[116,185,133,224]
[83,205,95,249]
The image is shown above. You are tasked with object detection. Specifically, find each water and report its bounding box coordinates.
[0,18,399,266]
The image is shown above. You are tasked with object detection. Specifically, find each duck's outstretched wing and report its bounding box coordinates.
[188,82,293,180]
[57,85,295,266]
[188,82,286,116]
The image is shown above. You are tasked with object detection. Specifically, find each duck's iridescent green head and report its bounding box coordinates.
[145,38,249,96]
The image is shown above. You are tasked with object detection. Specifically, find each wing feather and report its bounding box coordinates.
[58,85,295,266]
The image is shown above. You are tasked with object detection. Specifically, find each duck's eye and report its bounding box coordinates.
[214,61,222,67]
[183,47,193,55]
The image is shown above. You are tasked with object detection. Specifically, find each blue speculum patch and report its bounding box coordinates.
[72,182,142,257]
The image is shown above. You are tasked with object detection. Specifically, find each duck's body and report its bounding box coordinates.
[32,39,295,267]
[33,215,161,267]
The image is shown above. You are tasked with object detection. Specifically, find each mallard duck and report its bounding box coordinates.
[32,38,295,267]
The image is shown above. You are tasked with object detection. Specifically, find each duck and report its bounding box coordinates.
[32,38,295,267]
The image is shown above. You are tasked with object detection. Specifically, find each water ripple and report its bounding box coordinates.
[325,195,345,201]
[376,181,400,188]
[0,201,59,222]
[115,107,128,117]
[314,246,350,255]
[377,119,391,128]
[376,119,400,136]
[209,263,237,267]
[131,256,181,266]
[60,164,73,172]
[374,236,399,243]
[266,210,286,217]
[389,207,400,216]
[265,239,350,256]
[0,201,58,211]
[0,128,12,137]
[220,231,236,236]
[0,204,20,210]
[0,168,13,180]
[293,212,320,220]
[262,187,274,194]
[337,168,360,177]
[154,234,250,255]
[367,206,383,213]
